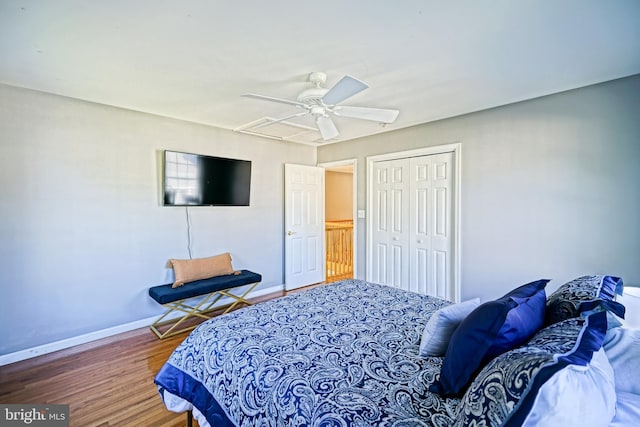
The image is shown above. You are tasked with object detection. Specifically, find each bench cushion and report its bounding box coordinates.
[149,270,262,304]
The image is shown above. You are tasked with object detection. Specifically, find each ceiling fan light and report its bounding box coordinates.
[310,105,326,116]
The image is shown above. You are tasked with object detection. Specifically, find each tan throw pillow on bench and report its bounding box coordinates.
[169,252,238,288]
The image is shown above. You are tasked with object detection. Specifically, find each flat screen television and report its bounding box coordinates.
[163,150,251,206]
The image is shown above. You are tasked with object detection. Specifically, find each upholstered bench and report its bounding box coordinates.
[148,269,262,339]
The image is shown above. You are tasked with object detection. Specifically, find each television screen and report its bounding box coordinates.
[163,150,251,206]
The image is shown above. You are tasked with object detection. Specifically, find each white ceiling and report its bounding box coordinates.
[1,0,639,145]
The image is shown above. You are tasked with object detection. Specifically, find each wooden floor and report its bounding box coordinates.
[0,285,325,427]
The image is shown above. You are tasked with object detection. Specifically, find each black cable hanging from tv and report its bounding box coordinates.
[185,206,193,259]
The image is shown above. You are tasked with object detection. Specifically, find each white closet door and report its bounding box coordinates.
[371,159,410,289]
[409,152,453,299]
[371,152,454,299]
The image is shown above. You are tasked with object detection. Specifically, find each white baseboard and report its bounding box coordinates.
[0,284,283,367]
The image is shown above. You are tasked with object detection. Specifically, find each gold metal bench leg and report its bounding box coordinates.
[150,292,220,339]
[150,281,261,339]
[219,281,261,314]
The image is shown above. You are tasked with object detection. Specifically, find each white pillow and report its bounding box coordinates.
[610,391,640,427]
[419,298,480,356]
[603,327,640,394]
[522,347,616,427]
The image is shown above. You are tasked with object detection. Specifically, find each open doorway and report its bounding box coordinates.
[322,160,357,282]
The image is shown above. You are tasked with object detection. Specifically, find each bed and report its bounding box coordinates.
[155,277,639,426]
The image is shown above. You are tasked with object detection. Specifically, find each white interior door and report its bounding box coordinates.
[285,163,325,290]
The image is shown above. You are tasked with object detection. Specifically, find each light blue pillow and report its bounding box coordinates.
[454,311,614,427]
[419,298,481,357]
[429,279,548,396]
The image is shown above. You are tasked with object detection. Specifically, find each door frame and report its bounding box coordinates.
[318,158,358,280]
[366,143,462,302]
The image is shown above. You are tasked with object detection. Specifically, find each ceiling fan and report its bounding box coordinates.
[241,72,400,141]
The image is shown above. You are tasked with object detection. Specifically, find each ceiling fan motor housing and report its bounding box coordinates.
[297,87,328,103]
[296,72,330,103]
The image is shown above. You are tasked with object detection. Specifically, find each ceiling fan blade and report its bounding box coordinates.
[332,105,399,123]
[251,111,309,130]
[321,76,369,106]
[316,115,339,140]
[241,93,308,108]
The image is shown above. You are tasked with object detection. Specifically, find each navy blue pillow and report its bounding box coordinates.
[484,283,547,361]
[429,279,549,396]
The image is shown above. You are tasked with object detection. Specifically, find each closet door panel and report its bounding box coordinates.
[371,160,409,288]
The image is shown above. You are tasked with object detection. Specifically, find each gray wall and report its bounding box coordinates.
[318,75,640,301]
[0,84,315,355]
[2,75,638,356]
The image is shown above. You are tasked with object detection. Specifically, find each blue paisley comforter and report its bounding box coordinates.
[155,279,461,426]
